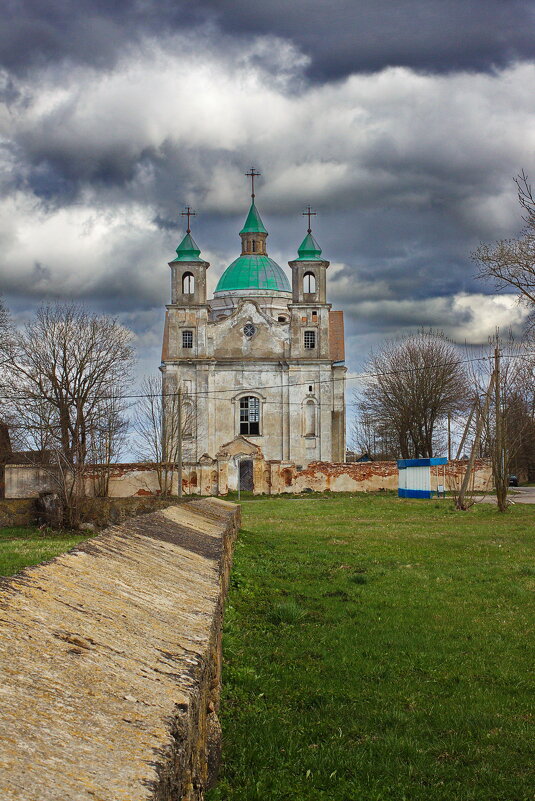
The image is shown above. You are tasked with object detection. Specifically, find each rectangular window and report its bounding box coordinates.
[304,330,316,349]
[182,330,193,349]
[239,396,260,435]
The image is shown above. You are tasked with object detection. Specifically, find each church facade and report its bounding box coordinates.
[160,190,346,468]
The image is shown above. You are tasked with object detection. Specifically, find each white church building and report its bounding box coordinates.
[160,182,346,475]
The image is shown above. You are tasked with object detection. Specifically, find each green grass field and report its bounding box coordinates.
[208,495,535,801]
[0,526,91,577]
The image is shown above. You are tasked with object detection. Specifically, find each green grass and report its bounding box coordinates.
[208,494,535,801]
[0,526,91,577]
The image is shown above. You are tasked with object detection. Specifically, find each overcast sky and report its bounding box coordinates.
[2,0,534,393]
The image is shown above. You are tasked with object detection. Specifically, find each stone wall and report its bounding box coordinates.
[4,458,494,500]
[265,459,493,494]
[0,498,239,801]
[77,495,179,527]
[0,496,183,528]
[86,457,492,495]
[0,497,37,526]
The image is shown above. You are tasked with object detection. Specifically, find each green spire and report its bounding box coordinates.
[296,231,323,261]
[240,202,268,235]
[171,232,203,262]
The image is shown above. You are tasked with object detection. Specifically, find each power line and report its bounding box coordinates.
[0,351,533,405]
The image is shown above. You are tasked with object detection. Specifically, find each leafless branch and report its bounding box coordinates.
[1,302,134,525]
[356,330,470,459]
[473,172,535,312]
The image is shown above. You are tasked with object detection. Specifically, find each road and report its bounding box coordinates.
[475,486,535,505]
[509,486,535,504]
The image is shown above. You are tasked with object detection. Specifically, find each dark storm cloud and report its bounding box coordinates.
[201,0,535,80]
[2,0,535,80]
[0,0,199,74]
[1,16,534,375]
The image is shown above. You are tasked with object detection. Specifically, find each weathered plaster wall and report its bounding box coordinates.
[5,464,56,498]
[4,459,494,501]
[0,498,239,801]
[266,459,493,494]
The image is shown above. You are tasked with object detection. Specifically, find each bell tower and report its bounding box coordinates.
[289,206,329,304]
[239,167,268,256]
[169,207,209,306]
[162,206,210,376]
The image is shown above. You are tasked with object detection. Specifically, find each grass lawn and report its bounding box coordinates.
[0,526,91,577]
[208,494,535,801]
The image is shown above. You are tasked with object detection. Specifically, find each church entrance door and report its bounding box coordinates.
[239,459,253,492]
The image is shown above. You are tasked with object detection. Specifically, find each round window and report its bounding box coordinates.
[244,323,256,338]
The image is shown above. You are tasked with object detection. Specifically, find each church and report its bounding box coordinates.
[160,174,346,472]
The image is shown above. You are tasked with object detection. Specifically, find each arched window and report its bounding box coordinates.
[182,272,194,294]
[304,400,316,437]
[251,239,256,253]
[303,272,316,294]
[239,396,260,435]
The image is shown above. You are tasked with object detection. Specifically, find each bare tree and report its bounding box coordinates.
[87,392,130,497]
[473,171,535,324]
[0,298,24,453]
[350,408,399,460]
[134,375,196,496]
[0,296,10,346]
[505,390,535,481]
[1,303,134,525]
[349,411,376,457]
[358,331,469,459]
[467,335,535,511]
[504,333,535,482]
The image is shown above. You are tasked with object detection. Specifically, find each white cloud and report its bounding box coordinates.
[0,191,171,302]
[1,31,535,377]
[343,292,530,344]
[3,39,534,216]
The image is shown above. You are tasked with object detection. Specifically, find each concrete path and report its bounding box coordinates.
[475,487,535,504]
[509,487,535,504]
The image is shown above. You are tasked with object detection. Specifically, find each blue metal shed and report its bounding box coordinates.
[397,457,448,498]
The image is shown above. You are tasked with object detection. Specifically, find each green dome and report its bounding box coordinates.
[170,232,203,262]
[295,231,323,261]
[215,255,291,294]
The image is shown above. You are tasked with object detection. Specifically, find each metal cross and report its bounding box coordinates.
[181,206,196,234]
[303,205,317,233]
[245,167,261,199]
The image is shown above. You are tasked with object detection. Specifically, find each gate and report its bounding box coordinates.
[239,459,253,491]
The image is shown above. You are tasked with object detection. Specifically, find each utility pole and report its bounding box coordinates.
[447,412,452,461]
[456,371,495,509]
[177,386,182,499]
[494,343,507,511]
[455,401,476,460]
